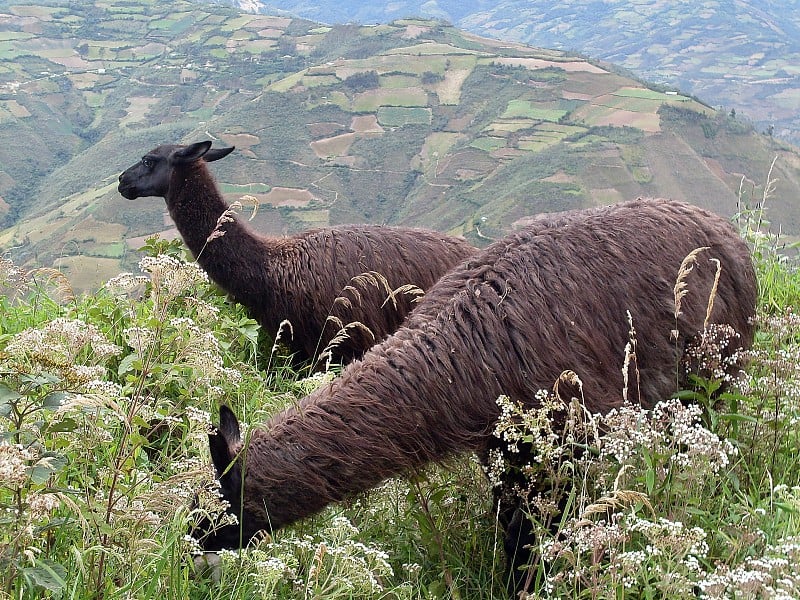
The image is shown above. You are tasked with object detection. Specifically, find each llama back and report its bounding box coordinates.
[403,197,756,412]
[247,198,756,524]
[250,224,475,364]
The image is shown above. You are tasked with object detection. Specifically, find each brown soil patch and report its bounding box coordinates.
[589,188,626,206]
[491,148,528,160]
[133,42,167,57]
[562,91,595,101]
[121,97,158,126]
[402,24,431,39]
[310,133,356,158]
[543,171,576,184]
[512,215,542,229]
[602,110,660,132]
[263,187,314,206]
[248,16,291,29]
[219,133,260,157]
[4,100,31,118]
[350,114,384,133]
[447,114,473,130]
[49,54,93,70]
[68,72,100,90]
[256,28,284,38]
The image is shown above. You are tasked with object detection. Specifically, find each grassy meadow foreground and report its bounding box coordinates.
[1,202,800,599]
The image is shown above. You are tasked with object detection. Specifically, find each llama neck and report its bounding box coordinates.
[165,164,275,297]
[165,164,242,255]
[242,324,503,530]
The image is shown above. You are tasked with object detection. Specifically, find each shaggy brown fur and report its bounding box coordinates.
[118,141,475,365]
[200,198,757,594]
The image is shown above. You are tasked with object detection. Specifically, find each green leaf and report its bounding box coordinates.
[117,353,140,376]
[775,501,800,514]
[0,383,21,418]
[673,389,701,401]
[22,558,66,592]
[29,453,68,484]
[42,391,68,409]
[717,413,758,424]
[0,382,21,402]
[46,417,78,434]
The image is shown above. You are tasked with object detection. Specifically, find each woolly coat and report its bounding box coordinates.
[118,142,476,365]
[203,197,757,547]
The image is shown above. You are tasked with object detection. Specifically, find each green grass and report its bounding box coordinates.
[501,100,568,121]
[470,136,506,152]
[376,106,431,127]
[353,89,429,112]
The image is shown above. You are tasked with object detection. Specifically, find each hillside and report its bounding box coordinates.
[226,0,800,146]
[1,0,800,291]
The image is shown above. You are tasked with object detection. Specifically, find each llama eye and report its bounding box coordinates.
[141,157,153,169]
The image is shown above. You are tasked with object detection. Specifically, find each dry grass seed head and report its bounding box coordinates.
[30,267,75,304]
[623,311,641,403]
[238,194,260,221]
[382,283,425,309]
[703,258,722,332]
[317,321,375,363]
[576,489,654,527]
[674,246,710,320]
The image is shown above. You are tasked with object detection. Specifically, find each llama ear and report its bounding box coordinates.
[208,405,242,478]
[204,146,235,162]
[172,141,213,165]
[218,404,242,445]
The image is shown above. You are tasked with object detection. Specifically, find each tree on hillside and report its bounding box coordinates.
[343,71,380,92]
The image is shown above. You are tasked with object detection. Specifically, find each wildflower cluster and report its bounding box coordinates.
[218,515,401,599]
[491,387,740,597]
[0,255,29,296]
[700,537,800,599]
[3,317,121,387]
[0,251,262,596]
[682,323,746,385]
[537,505,714,596]
[488,389,596,488]
[737,308,800,418]
[140,254,208,292]
[603,398,737,478]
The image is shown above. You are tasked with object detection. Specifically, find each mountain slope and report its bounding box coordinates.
[1,1,799,291]
[224,0,800,145]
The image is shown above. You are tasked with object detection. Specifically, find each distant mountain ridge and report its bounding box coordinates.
[1,0,799,292]
[220,0,800,146]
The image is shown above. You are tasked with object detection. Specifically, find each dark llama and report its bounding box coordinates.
[197,198,757,596]
[118,141,476,366]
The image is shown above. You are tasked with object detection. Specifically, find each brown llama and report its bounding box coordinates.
[197,198,757,596]
[118,141,476,366]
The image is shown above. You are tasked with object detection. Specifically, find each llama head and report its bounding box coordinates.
[193,404,266,551]
[117,141,235,200]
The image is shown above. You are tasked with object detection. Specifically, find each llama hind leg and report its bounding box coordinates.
[492,447,575,598]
